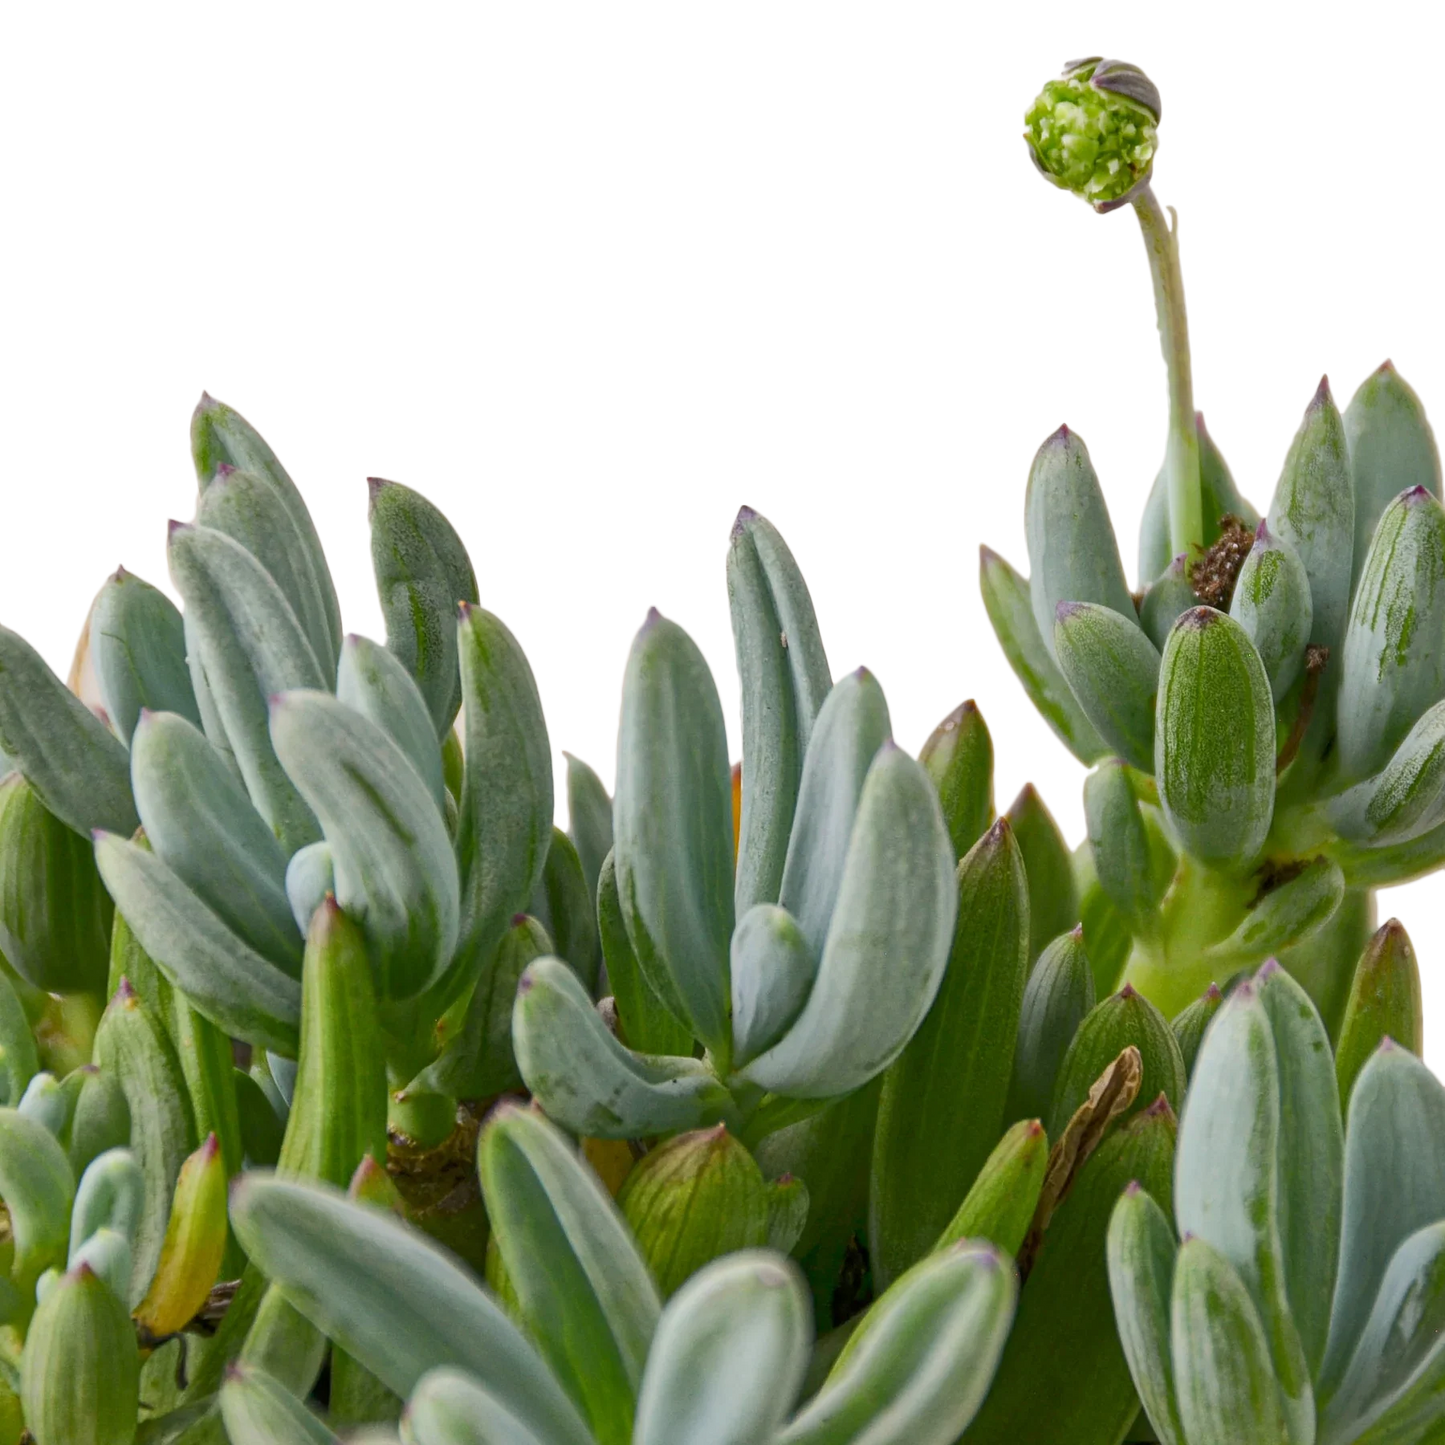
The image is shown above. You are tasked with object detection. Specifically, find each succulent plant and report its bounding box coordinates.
[991,57,1445,1027]
[0,44,1436,1445]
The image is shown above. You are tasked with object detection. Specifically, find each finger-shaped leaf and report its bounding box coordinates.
[198,466,344,685]
[368,477,479,736]
[730,903,815,1069]
[979,546,1107,765]
[219,1361,341,1445]
[134,1133,227,1341]
[564,753,613,907]
[89,567,200,745]
[777,668,892,962]
[1230,521,1313,701]
[285,839,335,936]
[336,634,446,815]
[235,1067,285,1168]
[0,772,113,993]
[404,1368,555,1445]
[1156,607,1276,869]
[190,394,343,680]
[729,506,832,915]
[634,1250,811,1445]
[1336,920,1424,1112]
[1107,1184,1184,1445]
[94,833,301,1055]
[1175,978,1314,1439]
[94,980,195,1306]
[1344,363,1441,593]
[1171,1237,1292,1445]
[615,609,734,1062]
[740,744,957,1100]
[618,1126,770,1298]
[598,850,693,1057]
[1140,556,1198,651]
[1321,1040,1445,1397]
[271,690,459,1001]
[17,1072,66,1137]
[0,1108,74,1304]
[230,1173,594,1445]
[59,1066,130,1180]
[1084,762,1165,933]
[413,915,550,1101]
[1320,1220,1445,1444]
[514,955,738,1139]
[919,700,994,862]
[962,1101,1176,1445]
[1005,925,1096,1126]
[1204,857,1345,964]
[779,1242,1015,1445]
[1005,784,1080,969]
[479,1104,660,1444]
[1025,426,1136,661]
[0,622,137,837]
[934,1117,1048,1258]
[1330,699,1445,847]
[529,828,600,994]
[1255,960,1344,1374]
[871,816,1028,1286]
[1268,378,1355,654]
[70,1147,144,1261]
[1049,985,1185,1139]
[0,967,38,1107]
[160,975,245,1194]
[450,604,553,1010]
[132,710,302,970]
[1054,602,1160,772]
[275,899,388,1189]
[168,522,326,852]
[1337,486,1445,781]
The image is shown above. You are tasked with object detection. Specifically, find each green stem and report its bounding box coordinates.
[1132,184,1203,558]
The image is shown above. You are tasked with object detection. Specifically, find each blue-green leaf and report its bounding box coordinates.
[131,711,302,971]
[728,506,832,915]
[739,745,956,1100]
[336,634,446,816]
[88,568,200,745]
[93,833,301,1055]
[368,477,479,737]
[228,1173,594,1445]
[634,1251,810,1445]
[167,522,325,854]
[0,623,137,837]
[270,690,459,1002]
[615,610,734,1064]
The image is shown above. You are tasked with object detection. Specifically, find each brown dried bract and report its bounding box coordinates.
[1189,514,1254,609]
[1016,1045,1142,1280]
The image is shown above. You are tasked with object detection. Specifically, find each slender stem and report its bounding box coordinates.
[1131,184,1203,558]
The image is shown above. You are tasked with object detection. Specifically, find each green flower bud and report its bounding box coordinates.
[618,1125,770,1298]
[1024,59,1160,210]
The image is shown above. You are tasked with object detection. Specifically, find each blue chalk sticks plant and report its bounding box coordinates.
[0,48,1435,1445]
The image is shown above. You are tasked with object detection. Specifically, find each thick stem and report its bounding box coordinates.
[1132,184,1203,558]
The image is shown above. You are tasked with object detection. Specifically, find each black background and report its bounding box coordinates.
[8,36,1433,1051]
